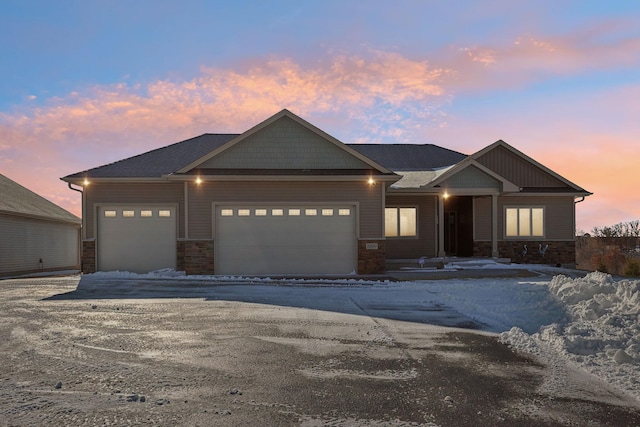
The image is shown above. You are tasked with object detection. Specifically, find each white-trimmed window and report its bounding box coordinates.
[385,207,417,237]
[505,207,544,237]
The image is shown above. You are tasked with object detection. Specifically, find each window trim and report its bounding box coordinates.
[385,206,418,238]
[504,206,545,239]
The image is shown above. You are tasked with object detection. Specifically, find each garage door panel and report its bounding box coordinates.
[98,207,176,273]
[215,205,356,275]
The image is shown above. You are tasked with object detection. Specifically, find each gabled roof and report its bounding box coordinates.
[63,134,238,180]
[0,174,80,224]
[472,140,592,195]
[427,157,520,192]
[348,144,467,171]
[176,109,394,175]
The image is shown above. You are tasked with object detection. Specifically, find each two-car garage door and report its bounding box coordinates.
[215,205,356,275]
[97,206,176,273]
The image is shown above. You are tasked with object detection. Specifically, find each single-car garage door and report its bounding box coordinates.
[215,205,356,275]
[97,206,176,273]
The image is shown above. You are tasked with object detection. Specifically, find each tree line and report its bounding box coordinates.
[577,220,640,277]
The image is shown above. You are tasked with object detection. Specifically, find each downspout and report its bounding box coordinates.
[67,182,85,271]
[67,183,84,239]
[574,196,585,204]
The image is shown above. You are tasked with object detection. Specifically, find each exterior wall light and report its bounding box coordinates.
[368,177,376,186]
[83,178,90,186]
[443,191,449,199]
[195,176,202,185]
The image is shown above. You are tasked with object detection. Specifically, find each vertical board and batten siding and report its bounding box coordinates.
[84,183,184,238]
[498,196,575,240]
[476,146,567,188]
[187,181,383,239]
[384,195,437,259]
[473,196,493,241]
[0,215,80,275]
[200,116,372,170]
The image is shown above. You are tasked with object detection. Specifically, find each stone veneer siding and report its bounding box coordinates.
[358,240,386,274]
[474,240,576,266]
[82,239,96,274]
[184,240,214,275]
[176,240,185,272]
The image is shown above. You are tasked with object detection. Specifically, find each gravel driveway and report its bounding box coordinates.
[1,275,638,426]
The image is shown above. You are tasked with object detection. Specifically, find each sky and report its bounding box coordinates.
[1,0,639,232]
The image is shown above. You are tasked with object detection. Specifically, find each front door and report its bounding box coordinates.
[444,196,473,257]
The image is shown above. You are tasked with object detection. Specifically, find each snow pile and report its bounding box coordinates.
[501,272,640,400]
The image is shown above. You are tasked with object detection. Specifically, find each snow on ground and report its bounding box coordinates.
[79,262,640,403]
[500,271,640,402]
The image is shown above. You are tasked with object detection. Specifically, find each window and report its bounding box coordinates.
[506,207,544,237]
[338,208,351,216]
[255,209,267,216]
[322,209,334,216]
[272,209,284,216]
[123,210,135,217]
[238,209,250,216]
[305,209,317,216]
[104,210,116,218]
[159,210,171,217]
[141,210,153,217]
[385,207,417,237]
[220,209,233,217]
[289,209,300,216]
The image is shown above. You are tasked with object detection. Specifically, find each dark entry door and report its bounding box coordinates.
[444,196,474,257]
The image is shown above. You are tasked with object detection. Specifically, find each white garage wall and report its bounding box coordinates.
[0,214,80,275]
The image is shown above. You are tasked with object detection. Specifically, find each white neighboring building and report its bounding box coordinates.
[0,174,81,277]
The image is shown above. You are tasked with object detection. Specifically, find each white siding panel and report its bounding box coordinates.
[0,215,79,274]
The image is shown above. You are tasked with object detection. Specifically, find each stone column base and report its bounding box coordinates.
[358,240,386,274]
[82,239,96,274]
[184,240,214,275]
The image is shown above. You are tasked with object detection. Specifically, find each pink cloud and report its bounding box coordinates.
[444,23,640,92]
[0,51,451,218]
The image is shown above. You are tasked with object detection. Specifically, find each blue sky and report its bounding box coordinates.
[1,0,639,231]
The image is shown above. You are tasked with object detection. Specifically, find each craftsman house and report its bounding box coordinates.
[1,174,81,277]
[62,109,591,275]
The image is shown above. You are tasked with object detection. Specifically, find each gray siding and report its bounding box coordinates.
[477,145,566,188]
[85,182,185,238]
[498,196,575,240]
[0,214,80,275]
[385,195,437,259]
[200,117,371,170]
[187,181,383,239]
[440,165,501,189]
[473,196,492,241]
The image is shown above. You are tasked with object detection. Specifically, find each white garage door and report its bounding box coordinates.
[97,207,176,273]
[215,205,356,275]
